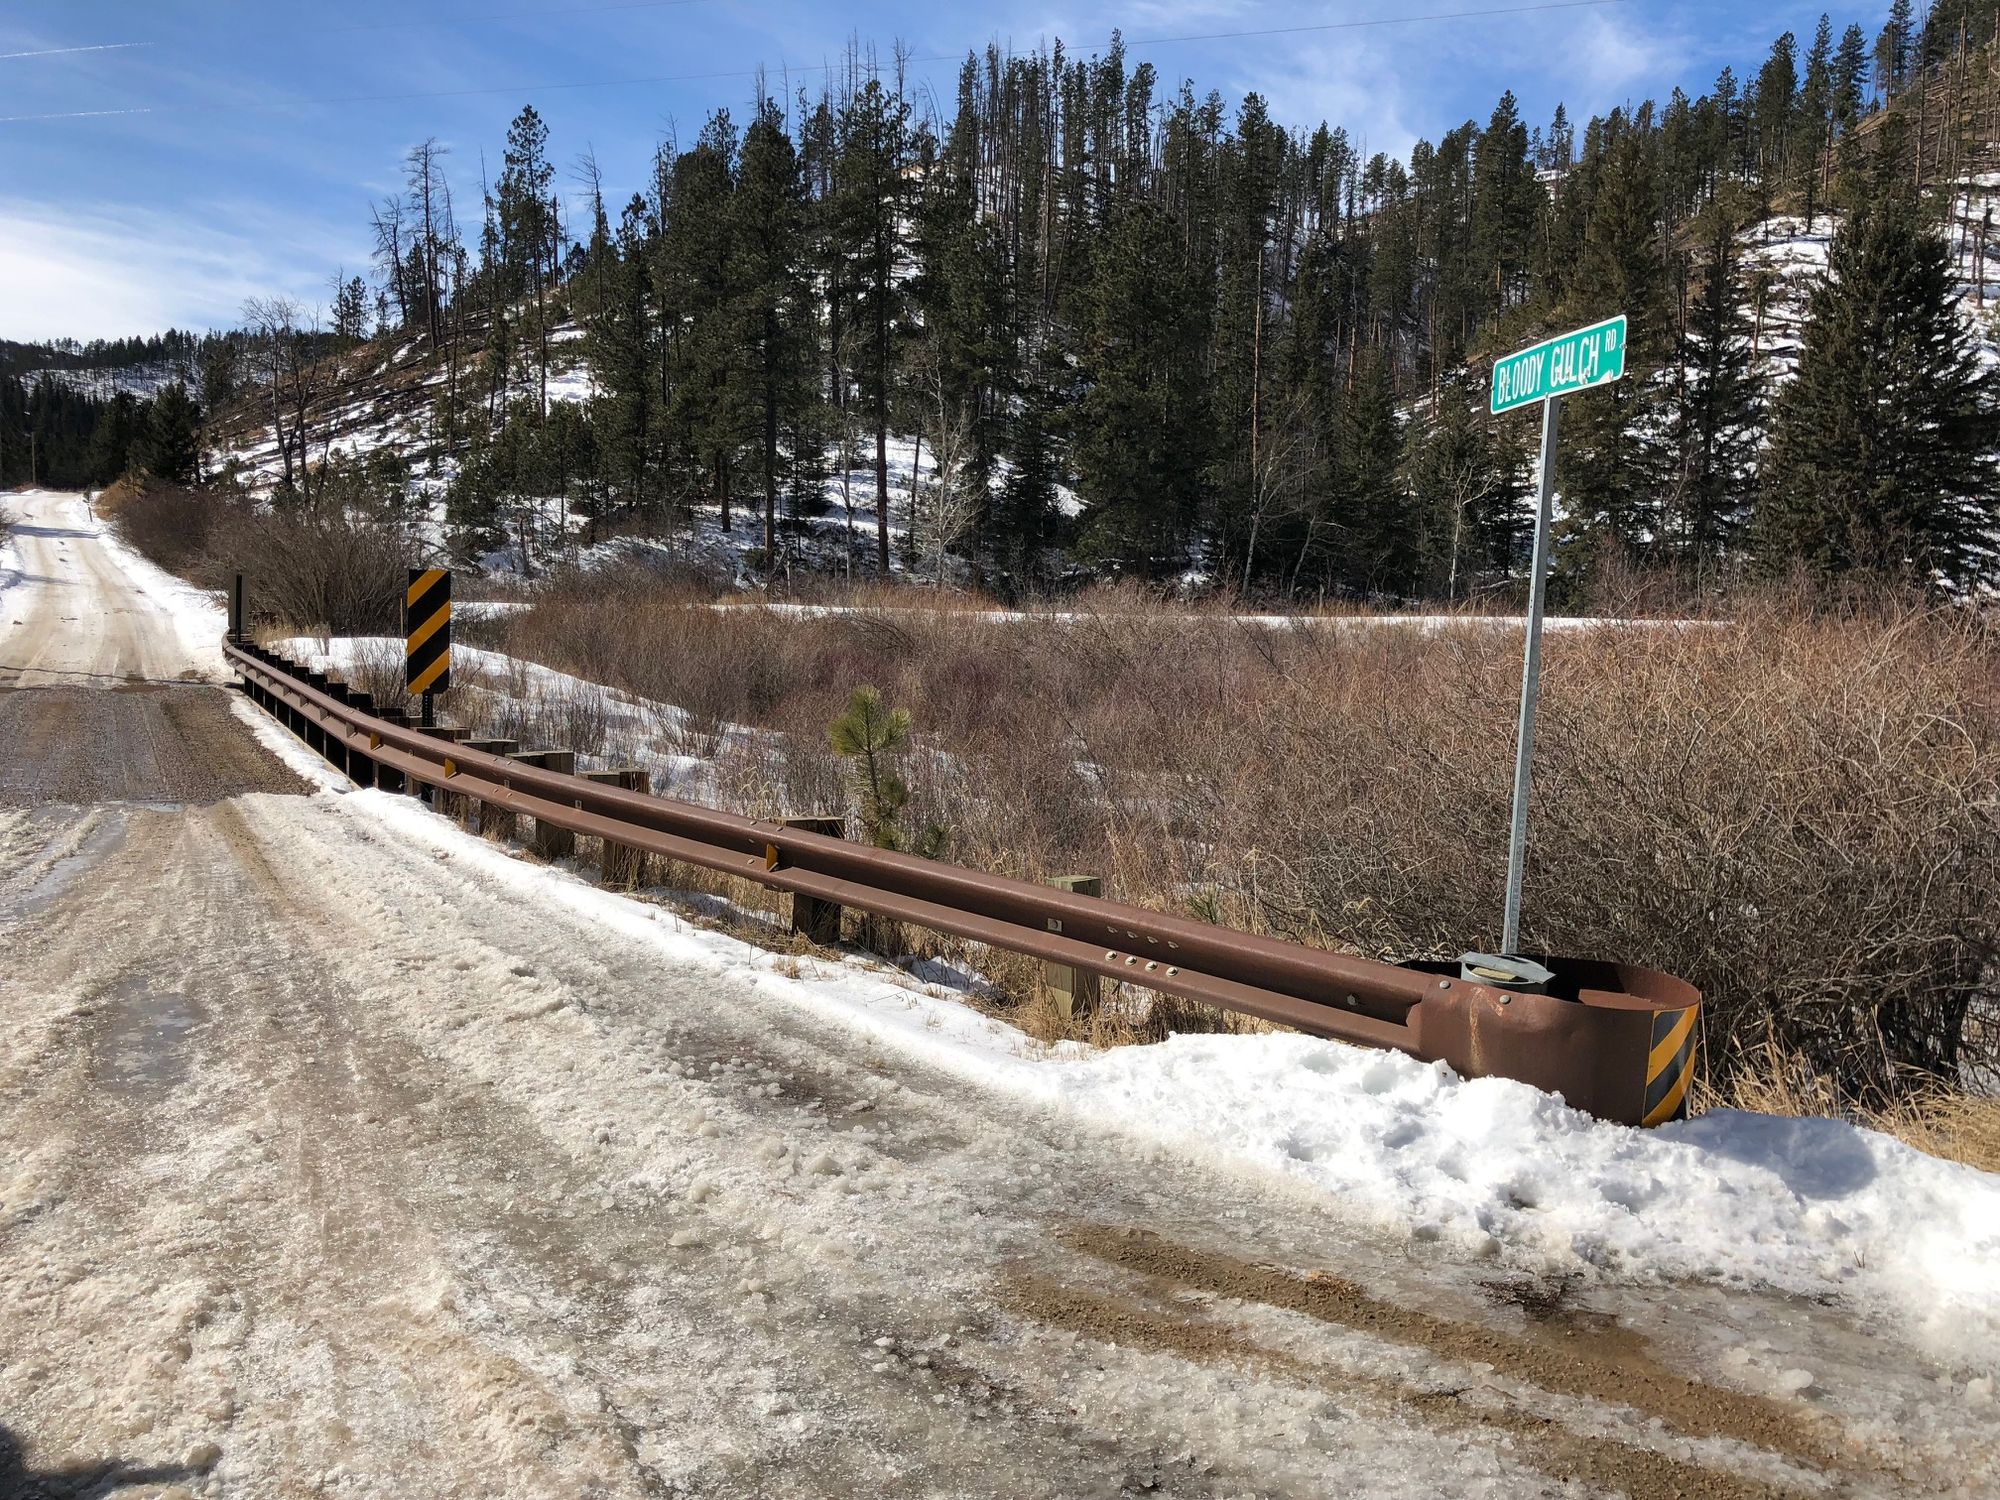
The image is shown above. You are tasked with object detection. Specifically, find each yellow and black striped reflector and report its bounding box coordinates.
[1643,1003,1700,1126]
[405,567,451,694]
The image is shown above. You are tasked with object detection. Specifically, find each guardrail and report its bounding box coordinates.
[226,637,1701,1127]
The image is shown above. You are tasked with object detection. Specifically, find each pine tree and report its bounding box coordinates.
[587,196,658,532]
[826,685,941,855]
[142,382,202,484]
[1334,350,1409,596]
[1669,209,1762,582]
[1072,200,1211,575]
[497,106,558,416]
[1876,0,1914,101]
[835,76,914,575]
[736,96,814,566]
[664,112,747,534]
[1831,24,1869,132]
[1471,91,1539,318]
[1758,182,2000,590]
[1555,120,1671,565]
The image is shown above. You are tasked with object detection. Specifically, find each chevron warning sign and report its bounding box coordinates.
[405,567,452,694]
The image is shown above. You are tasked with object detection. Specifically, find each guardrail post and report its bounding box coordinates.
[781,815,847,944]
[414,724,469,814]
[345,692,378,788]
[230,574,245,644]
[460,739,519,832]
[371,709,410,795]
[510,750,576,860]
[301,671,331,755]
[583,768,651,887]
[321,682,353,776]
[1040,874,1103,1021]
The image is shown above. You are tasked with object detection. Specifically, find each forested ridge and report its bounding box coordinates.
[11,1,2000,601]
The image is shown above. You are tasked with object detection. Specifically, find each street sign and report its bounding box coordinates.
[1489,311,1628,959]
[1489,314,1628,414]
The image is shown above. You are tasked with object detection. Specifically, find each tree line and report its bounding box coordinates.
[0,379,201,491]
[19,4,2000,599]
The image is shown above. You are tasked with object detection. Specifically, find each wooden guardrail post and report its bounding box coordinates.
[781,815,847,944]
[1040,874,1103,1021]
[372,709,409,795]
[459,738,518,832]
[583,769,651,887]
[301,670,330,754]
[510,750,577,860]
[344,692,378,788]
[321,681,354,777]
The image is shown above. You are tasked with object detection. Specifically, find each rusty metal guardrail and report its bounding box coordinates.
[225,638,1701,1127]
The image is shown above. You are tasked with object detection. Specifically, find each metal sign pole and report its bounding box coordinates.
[1502,392,1561,958]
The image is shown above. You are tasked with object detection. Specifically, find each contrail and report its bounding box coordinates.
[0,42,150,61]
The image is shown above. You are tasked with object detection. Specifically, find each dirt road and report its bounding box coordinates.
[0,489,1988,1499]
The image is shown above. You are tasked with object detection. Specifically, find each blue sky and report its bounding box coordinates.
[1,0,1887,342]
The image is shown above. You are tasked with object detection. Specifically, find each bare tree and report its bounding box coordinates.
[912,334,980,585]
[242,295,300,494]
[369,196,408,331]
[406,137,453,347]
[1240,389,1314,593]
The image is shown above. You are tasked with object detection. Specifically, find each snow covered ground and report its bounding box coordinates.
[5,486,2000,1496]
[256,612,2000,1374]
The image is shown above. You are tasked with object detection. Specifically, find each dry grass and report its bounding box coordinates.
[228,549,2000,1162]
[496,573,2000,1130]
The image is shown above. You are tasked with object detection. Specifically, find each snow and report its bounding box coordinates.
[0,508,23,596]
[0,490,227,679]
[248,631,2000,1373]
[709,600,1705,633]
[22,361,188,401]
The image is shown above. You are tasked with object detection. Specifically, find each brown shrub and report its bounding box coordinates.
[112,482,249,578]
[493,580,2000,1108]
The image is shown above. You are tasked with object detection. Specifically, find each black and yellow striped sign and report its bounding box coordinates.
[1642,1003,1699,1126]
[406,567,452,694]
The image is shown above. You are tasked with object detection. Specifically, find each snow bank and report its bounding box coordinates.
[1025,1035,2000,1370]
[0,508,23,596]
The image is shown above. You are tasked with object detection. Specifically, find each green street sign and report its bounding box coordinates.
[1490,314,1628,414]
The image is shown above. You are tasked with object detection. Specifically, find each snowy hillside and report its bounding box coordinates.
[1739,174,2000,387]
[24,360,193,400]
[210,321,988,586]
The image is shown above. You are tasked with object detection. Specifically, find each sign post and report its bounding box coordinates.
[1490,315,1627,958]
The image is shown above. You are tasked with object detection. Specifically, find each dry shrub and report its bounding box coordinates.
[220,512,409,636]
[1234,600,2000,1105]
[112,482,250,577]
[496,576,2000,1110]
[118,484,408,639]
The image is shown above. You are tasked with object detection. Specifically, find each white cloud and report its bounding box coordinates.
[1217,36,1422,158]
[1568,9,1694,106]
[0,197,367,341]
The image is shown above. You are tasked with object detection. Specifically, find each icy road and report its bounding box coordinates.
[0,489,1995,1500]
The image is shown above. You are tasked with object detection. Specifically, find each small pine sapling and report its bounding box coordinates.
[827,686,944,856]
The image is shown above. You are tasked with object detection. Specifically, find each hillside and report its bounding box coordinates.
[195,179,2000,593]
